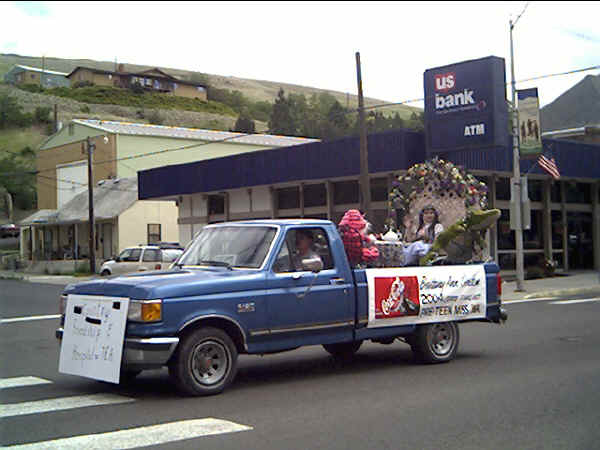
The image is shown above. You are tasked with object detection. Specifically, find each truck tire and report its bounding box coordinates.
[409,322,459,364]
[169,327,238,396]
[323,341,362,359]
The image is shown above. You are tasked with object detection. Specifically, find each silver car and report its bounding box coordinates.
[99,246,183,276]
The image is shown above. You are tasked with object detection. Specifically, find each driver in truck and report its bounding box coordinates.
[292,229,322,271]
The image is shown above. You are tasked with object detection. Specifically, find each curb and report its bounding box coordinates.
[523,285,600,300]
[0,272,25,281]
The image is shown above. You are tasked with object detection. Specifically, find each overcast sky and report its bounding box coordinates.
[1,1,599,107]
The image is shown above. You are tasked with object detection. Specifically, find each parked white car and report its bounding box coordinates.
[99,245,183,276]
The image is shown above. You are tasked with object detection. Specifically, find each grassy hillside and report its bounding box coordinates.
[0,53,421,120]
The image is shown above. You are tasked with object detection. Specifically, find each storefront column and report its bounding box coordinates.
[593,181,600,271]
[560,182,569,272]
[269,186,277,219]
[299,183,305,218]
[326,180,334,220]
[542,179,553,260]
[489,174,498,262]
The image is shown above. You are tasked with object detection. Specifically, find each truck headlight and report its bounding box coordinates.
[128,299,162,322]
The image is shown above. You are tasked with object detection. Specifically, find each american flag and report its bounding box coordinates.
[537,154,560,180]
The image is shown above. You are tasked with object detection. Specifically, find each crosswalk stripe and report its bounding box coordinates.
[0,393,134,418]
[4,418,253,449]
[0,377,52,389]
[1,315,61,324]
[549,297,600,305]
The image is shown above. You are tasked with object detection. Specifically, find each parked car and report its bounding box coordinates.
[99,245,183,276]
[0,223,19,238]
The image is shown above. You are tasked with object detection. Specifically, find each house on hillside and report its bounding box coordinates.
[35,119,319,245]
[4,64,70,88]
[19,178,178,273]
[66,66,207,100]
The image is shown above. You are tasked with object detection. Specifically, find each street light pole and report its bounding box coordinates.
[355,52,371,217]
[510,18,525,291]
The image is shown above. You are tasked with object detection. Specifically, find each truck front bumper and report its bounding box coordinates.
[55,328,179,370]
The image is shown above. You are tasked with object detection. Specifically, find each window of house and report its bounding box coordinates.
[208,195,225,215]
[550,181,562,203]
[333,180,359,205]
[68,123,74,136]
[147,224,161,244]
[303,184,327,208]
[277,187,300,210]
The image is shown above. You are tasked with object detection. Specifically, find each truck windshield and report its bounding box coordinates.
[177,226,277,269]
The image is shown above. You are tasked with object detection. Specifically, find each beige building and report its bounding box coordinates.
[30,119,318,269]
[20,178,178,273]
[3,64,70,88]
[66,66,208,100]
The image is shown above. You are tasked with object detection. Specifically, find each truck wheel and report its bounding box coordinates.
[169,327,238,396]
[323,341,362,359]
[409,322,459,364]
[100,269,110,276]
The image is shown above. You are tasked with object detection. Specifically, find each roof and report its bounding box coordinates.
[138,129,600,201]
[19,210,58,226]
[12,64,68,76]
[73,119,320,147]
[20,178,139,226]
[65,66,205,87]
[56,177,138,224]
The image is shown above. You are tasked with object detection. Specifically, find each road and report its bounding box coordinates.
[1,279,599,449]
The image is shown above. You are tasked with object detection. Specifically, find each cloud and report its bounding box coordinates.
[13,1,51,17]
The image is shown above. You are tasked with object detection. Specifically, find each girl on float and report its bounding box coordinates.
[403,205,444,265]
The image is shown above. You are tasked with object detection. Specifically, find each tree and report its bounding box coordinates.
[233,109,256,134]
[268,88,296,135]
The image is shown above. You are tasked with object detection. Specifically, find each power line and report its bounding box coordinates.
[1,63,598,182]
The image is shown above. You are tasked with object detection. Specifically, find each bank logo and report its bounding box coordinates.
[434,72,455,92]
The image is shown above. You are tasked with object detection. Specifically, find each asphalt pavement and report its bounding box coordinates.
[1,278,600,449]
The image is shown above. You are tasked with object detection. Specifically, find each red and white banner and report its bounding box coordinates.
[366,265,487,328]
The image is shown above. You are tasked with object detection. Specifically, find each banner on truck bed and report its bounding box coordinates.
[366,265,486,328]
[59,295,129,383]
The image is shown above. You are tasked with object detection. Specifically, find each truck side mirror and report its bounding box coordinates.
[302,257,323,273]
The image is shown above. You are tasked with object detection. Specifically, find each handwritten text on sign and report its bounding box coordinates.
[59,295,129,383]
[366,265,487,328]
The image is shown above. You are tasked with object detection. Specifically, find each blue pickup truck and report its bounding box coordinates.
[56,219,506,396]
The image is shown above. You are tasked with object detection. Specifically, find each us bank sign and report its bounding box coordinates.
[424,56,509,155]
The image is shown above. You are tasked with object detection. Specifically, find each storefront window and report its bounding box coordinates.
[523,210,543,249]
[527,179,543,202]
[497,210,515,250]
[370,178,388,202]
[565,182,591,203]
[496,178,511,201]
[303,184,326,207]
[333,180,359,205]
[277,187,300,210]
[550,181,562,203]
[551,210,563,249]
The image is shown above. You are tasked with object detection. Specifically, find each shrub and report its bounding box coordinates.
[80,105,91,113]
[34,106,52,124]
[147,109,164,125]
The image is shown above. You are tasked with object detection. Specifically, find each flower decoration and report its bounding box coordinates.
[388,158,489,228]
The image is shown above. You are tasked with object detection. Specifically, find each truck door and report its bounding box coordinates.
[265,227,354,343]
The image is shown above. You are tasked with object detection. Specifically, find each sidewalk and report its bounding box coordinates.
[2,269,600,299]
[501,270,600,302]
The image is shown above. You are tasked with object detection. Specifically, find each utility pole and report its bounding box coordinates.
[510,17,525,291]
[86,137,96,274]
[355,52,371,217]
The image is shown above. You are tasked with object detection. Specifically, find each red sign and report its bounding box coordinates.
[434,72,455,92]
[374,276,420,319]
